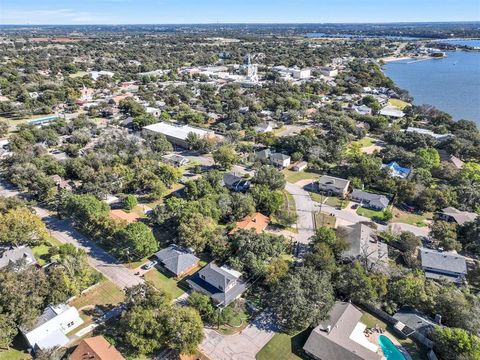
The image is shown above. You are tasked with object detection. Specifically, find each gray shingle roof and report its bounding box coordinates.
[154,245,199,276]
[198,262,241,291]
[440,207,477,225]
[339,224,389,271]
[270,153,290,161]
[420,248,467,278]
[351,189,389,209]
[0,246,37,269]
[303,302,382,360]
[393,307,436,336]
[318,175,350,189]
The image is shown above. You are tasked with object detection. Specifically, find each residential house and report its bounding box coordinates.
[437,207,478,226]
[317,175,350,198]
[223,173,251,192]
[187,262,246,307]
[162,153,189,167]
[70,336,125,360]
[293,161,308,172]
[405,127,453,142]
[439,150,465,169]
[352,105,372,116]
[338,223,388,272]
[393,307,438,338]
[254,121,274,134]
[303,302,382,360]
[143,122,217,148]
[382,161,411,179]
[89,70,114,81]
[154,245,200,277]
[270,153,291,168]
[230,212,270,235]
[22,304,84,351]
[255,148,271,161]
[379,106,405,119]
[420,248,467,284]
[145,106,161,117]
[319,66,338,77]
[351,190,390,211]
[0,246,37,270]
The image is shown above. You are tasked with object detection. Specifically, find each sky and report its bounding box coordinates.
[1,0,479,25]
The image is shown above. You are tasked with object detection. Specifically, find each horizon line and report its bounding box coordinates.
[1,20,480,26]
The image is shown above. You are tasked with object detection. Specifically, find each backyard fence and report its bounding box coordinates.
[362,303,434,349]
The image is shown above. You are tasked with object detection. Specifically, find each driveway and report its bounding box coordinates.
[285,182,316,244]
[200,313,277,360]
[36,208,143,289]
[389,222,430,238]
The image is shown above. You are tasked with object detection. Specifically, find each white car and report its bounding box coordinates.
[143,260,158,270]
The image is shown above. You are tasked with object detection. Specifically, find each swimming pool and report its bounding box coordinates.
[378,335,406,360]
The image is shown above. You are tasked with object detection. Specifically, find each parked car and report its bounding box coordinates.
[143,260,158,270]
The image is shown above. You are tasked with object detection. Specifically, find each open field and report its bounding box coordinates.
[256,329,311,360]
[310,192,346,208]
[314,212,336,229]
[144,268,185,299]
[388,98,410,110]
[282,169,318,183]
[70,279,125,310]
[391,207,431,227]
[356,206,386,220]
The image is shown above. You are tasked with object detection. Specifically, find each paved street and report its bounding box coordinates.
[36,208,144,289]
[200,313,277,360]
[285,182,316,244]
[0,180,142,289]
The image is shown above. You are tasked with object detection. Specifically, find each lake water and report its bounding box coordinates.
[436,39,480,48]
[383,51,480,125]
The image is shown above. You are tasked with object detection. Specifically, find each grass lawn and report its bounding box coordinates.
[32,236,63,266]
[360,312,428,360]
[256,329,311,360]
[388,98,410,110]
[69,70,88,78]
[283,190,296,212]
[70,279,125,310]
[357,207,385,220]
[0,349,31,360]
[310,193,346,208]
[144,268,185,299]
[314,212,336,229]
[353,137,375,148]
[123,256,149,269]
[391,207,431,227]
[282,169,318,183]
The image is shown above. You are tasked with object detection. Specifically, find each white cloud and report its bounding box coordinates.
[0,8,117,24]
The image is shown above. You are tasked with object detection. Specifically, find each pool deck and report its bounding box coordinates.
[369,332,413,360]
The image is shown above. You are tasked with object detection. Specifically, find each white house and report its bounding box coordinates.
[22,304,84,351]
[145,107,161,117]
[89,71,114,81]
[319,66,338,77]
[379,106,405,119]
[143,122,217,148]
[270,153,291,168]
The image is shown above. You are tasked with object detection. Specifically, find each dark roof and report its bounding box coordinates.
[351,190,389,209]
[270,152,290,161]
[393,307,436,336]
[187,273,246,306]
[303,302,382,360]
[154,245,199,276]
[420,248,467,281]
[223,173,243,187]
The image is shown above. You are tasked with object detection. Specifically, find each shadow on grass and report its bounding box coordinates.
[291,328,313,359]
